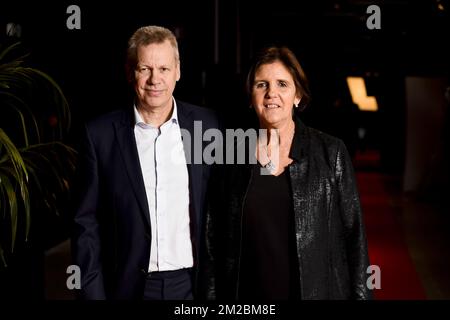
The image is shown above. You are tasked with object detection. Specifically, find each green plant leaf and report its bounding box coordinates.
[0,172,19,251]
[0,42,76,268]
[0,128,28,188]
[0,245,6,268]
[31,69,71,133]
[0,90,41,145]
[0,42,27,62]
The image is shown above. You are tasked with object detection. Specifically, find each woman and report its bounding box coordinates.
[212,46,371,300]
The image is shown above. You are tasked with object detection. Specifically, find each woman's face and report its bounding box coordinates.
[251,61,300,128]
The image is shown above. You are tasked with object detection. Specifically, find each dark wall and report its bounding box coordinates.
[2,0,449,173]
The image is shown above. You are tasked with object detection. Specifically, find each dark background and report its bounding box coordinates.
[2,0,449,172]
[1,0,450,300]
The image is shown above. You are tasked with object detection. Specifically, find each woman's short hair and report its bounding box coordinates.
[246,46,311,110]
[126,26,179,82]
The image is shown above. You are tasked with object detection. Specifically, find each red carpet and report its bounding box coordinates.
[356,171,427,299]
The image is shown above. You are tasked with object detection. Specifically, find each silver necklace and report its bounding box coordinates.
[260,125,295,173]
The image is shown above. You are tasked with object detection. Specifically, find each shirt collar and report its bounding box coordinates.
[134,97,178,128]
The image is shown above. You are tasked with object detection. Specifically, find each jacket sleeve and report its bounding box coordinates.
[202,195,217,300]
[71,124,106,299]
[197,122,224,300]
[335,140,373,300]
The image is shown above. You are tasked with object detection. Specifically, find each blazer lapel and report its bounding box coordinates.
[177,101,202,251]
[289,117,311,251]
[114,110,151,229]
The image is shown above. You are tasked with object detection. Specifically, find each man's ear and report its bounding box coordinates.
[176,62,181,81]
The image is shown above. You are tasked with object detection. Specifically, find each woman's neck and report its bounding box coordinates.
[261,119,296,146]
[257,119,296,175]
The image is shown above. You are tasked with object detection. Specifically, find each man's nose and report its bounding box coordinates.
[147,71,160,84]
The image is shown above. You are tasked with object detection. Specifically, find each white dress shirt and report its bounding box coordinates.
[134,100,193,272]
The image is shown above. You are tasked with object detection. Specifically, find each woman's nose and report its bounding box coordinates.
[265,85,277,97]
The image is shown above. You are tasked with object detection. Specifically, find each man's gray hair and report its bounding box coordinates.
[126,26,179,82]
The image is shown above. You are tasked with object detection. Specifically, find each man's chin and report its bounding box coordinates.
[139,97,172,110]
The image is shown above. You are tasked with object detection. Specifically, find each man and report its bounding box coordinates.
[72,26,217,300]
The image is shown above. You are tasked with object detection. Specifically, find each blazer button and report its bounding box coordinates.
[140,268,148,275]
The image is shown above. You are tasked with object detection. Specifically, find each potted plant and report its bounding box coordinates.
[0,41,77,277]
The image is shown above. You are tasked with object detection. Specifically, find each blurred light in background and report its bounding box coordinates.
[347,76,378,111]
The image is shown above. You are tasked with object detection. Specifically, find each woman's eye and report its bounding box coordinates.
[278,81,287,87]
[255,82,267,89]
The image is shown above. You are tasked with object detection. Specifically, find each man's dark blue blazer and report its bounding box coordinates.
[72,100,218,299]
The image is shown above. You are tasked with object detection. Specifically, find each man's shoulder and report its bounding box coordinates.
[85,109,129,130]
[176,100,217,120]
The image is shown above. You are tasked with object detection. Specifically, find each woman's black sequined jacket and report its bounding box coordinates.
[205,117,372,300]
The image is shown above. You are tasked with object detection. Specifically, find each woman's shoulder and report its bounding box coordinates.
[306,126,344,148]
[301,124,348,161]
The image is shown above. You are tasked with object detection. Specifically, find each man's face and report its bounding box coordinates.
[134,40,180,111]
